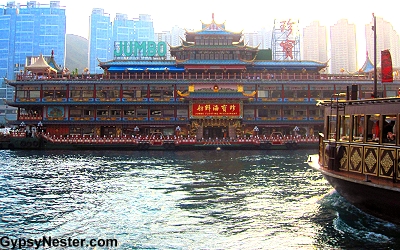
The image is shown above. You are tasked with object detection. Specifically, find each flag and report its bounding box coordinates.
[381,50,393,83]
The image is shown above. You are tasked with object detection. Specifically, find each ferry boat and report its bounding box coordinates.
[308,93,400,224]
[308,15,400,224]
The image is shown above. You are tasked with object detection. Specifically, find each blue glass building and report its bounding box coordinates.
[88,8,111,74]
[0,1,66,105]
[89,11,155,74]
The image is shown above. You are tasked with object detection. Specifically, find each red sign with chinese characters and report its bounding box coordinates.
[192,103,241,117]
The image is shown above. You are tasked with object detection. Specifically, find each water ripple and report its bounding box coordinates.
[1,149,400,249]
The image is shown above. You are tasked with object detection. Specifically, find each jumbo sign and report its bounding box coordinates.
[114,41,167,57]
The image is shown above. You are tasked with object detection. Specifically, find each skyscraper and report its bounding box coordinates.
[0,1,65,79]
[303,21,328,64]
[88,8,111,74]
[155,25,185,59]
[244,28,272,49]
[0,1,66,102]
[89,11,155,73]
[330,19,357,74]
[134,14,154,42]
[365,16,400,68]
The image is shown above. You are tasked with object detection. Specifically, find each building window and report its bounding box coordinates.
[137,109,148,117]
[258,109,268,118]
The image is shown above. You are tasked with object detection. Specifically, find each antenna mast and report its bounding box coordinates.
[372,13,377,98]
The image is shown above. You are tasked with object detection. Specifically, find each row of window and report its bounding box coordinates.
[329,114,398,144]
[20,106,323,118]
[15,84,396,100]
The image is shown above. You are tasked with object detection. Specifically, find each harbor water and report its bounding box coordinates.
[1,149,400,249]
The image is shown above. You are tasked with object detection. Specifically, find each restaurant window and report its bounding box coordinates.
[309,109,317,116]
[16,90,28,98]
[271,90,281,98]
[258,90,268,98]
[150,110,162,116]
[270,110,279,116]
[96,86,120,99]
[29,90,40,98]
[69,108,82,117]
[83,108,94,116]
[258,109,268,118]
[283,109,292,116]
[296,110,306,116]
[110,109,121,116]
[163,109,174,117]
[177,109,187,118]
[137,109,148,117]
[96,109,108,116]
[243,108,254,118]
[123,107,135,116]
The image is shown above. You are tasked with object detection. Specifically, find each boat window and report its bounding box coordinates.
[366,114,380,142]
[352,115,365,142]
[382,115,397,144]
[327,115,336,140]
[339,115,350,141]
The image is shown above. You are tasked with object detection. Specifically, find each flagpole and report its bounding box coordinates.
[373,13,378,98]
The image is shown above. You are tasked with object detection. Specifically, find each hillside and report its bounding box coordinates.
[65,34,88,73]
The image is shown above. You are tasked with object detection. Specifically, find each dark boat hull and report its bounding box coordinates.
[318,167,400,224]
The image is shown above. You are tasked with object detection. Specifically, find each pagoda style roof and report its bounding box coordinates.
[47,50,64,73]
[249,60,328,72]
[185,14,242,42]
[100,59,185,73]
[25,54,57,74]
[358,52,374,73]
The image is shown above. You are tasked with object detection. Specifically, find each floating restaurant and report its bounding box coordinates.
[3,15,399,150]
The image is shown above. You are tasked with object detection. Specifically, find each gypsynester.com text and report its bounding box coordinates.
[0,236,118,249]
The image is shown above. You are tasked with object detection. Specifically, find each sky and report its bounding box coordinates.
[4,0,400,65]
[59,0,400,36]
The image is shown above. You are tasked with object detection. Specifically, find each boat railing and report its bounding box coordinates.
[39,133,319,144]
[15,72,391,82]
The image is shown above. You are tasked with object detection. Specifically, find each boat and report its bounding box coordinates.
[307,14,400,225]
[6,130,317,150]
[3,14,399,151]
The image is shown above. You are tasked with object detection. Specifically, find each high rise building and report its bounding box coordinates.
[365,16,400,68]
[134,14,154,42]
[0,1,66,80]
[330,19,357,74]
[89,11,155,73]
[302,21,328,64]
[0,1,66,104]
[244,28,272,49]
[155,25,185,59]
[88,8,111,74]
